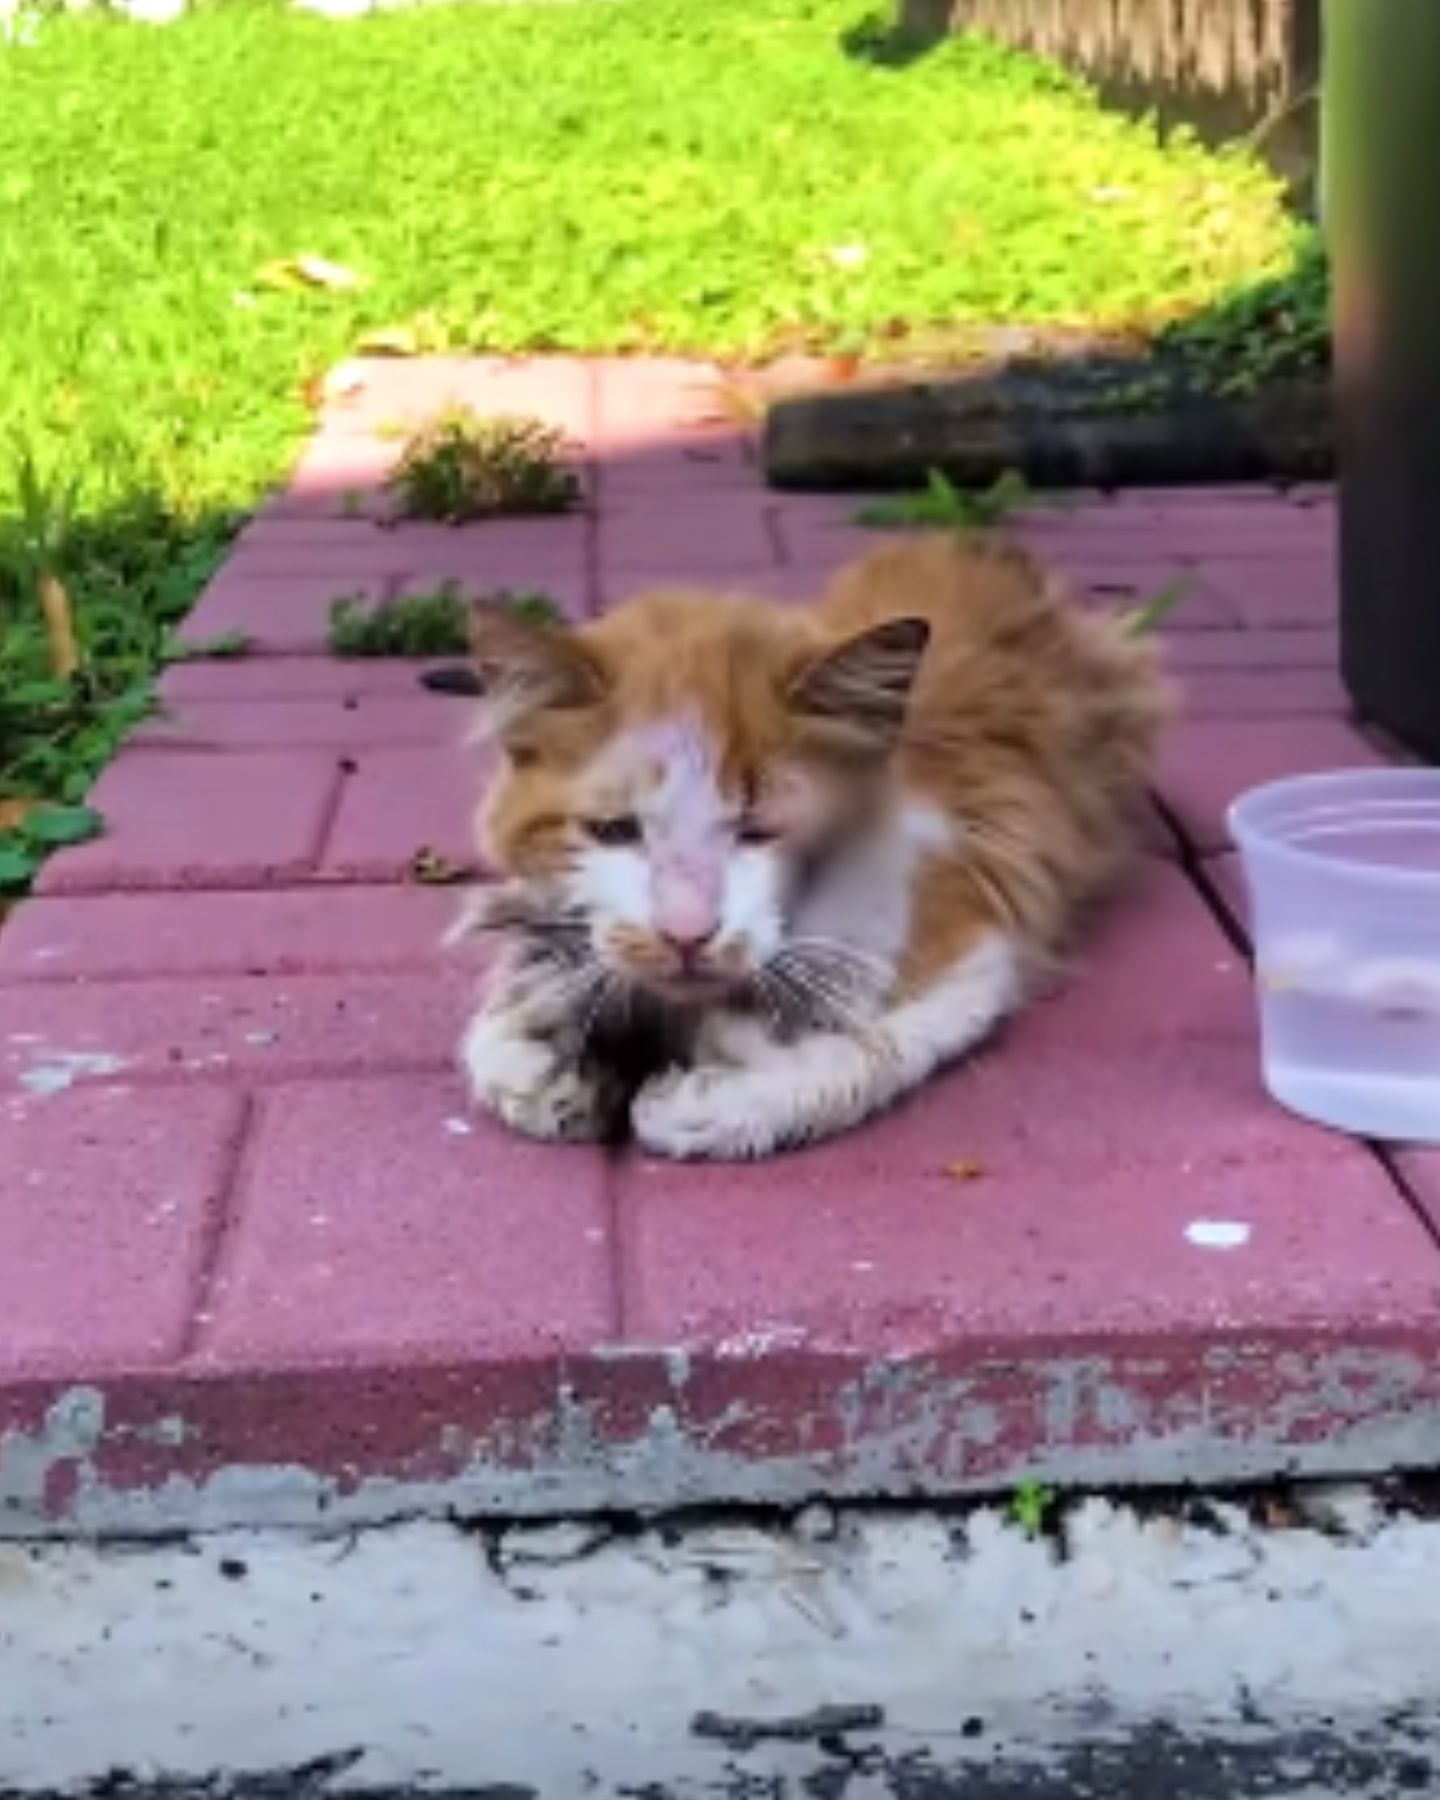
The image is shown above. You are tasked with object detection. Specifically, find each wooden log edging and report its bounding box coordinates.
[761,374,1331,492]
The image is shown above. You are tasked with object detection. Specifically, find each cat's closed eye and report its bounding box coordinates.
[584,815,643,847]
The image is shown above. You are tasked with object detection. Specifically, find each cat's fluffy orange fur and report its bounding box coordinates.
[459,534,1173,1158]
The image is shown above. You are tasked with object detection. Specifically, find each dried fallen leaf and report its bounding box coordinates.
[0,798,42,834]
[318,362,367,406]
[944,1158,986,1182]
[296,254,362,289]
[408,847,465,886]
[255,254,364,294]
[356,324,420,356]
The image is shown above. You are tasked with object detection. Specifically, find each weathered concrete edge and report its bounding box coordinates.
[3,1334,1440,1536]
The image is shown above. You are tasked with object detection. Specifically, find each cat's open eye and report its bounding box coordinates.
[584,815,643,847]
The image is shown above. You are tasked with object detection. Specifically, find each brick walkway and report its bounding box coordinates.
[3,357,1439,1535]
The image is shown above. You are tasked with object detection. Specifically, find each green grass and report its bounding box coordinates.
[0,0,1307,884]
[855,468,1036,530]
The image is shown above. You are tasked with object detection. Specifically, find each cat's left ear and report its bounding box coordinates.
[787,616,930,744]
[469,598,605,726]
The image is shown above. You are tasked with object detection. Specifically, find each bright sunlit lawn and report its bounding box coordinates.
[0,0,1305,884]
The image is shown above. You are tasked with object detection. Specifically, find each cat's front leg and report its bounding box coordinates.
[633,933,1022,1160]
[460,956,619,1144]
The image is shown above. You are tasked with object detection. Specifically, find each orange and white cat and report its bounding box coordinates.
[456,535,1172,1159]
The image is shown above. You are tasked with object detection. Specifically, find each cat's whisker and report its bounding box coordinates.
[766,956,873,1035]
[572,972,620,1059]
[749,970,791,1038]
[783,934,893,982]
[774,942,886,1007]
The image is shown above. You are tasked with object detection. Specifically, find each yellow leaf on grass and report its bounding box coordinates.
[355,324,422,357]
[255,254,364,294]
[0,798,42,833]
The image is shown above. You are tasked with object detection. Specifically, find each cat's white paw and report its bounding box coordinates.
[460,1013,608,1143]
[632,1066,781,1161]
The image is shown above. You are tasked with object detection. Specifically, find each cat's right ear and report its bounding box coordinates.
[469,599,606,726]
[787,616,930,746]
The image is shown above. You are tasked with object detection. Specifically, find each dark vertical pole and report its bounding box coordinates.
[1328,0,1440,761]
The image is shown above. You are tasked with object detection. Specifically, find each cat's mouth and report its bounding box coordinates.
[637,966,744,1006]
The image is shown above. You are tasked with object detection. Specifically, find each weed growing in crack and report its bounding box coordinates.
[329,583,563,658]
[387,410,579,525]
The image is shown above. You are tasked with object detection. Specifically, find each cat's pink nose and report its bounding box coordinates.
[661,927,715,970]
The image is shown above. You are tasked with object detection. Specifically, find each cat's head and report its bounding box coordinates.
[469,588,928,1003]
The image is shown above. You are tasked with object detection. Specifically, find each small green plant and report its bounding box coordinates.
[503,590,565,629]
[1123,576,1191,637]
[162,631,252,664]
[0,804,103,895]
[328,584,563,658]
[855,468,1032,532]
[1009,1478,1057,1540]
[386,410,580,524]
[1160,232,1330,400]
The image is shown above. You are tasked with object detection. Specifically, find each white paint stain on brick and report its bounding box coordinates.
[1185,1220,1253,1250]
[15,1049,129,1097]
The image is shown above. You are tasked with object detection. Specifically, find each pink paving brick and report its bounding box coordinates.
[1063,562,1241,629]
[320,745,482,881]
[0,974,462,1093]
[261,430,402,522]
[226,516,588,583]
[772,521,904,576]
[160,658,439,702]
[1399,1154,1440,1230]
[597,561,831,612]
[320,355,595,442]
[179,568,388,656]
[1162,629,1338,672]
[1205,852,1249,934]
[617,855,1426,1353]
[618,1074,1435,1351]
[134,694,464,751]
[0,886,456,983]
[1020,860,1244,1043]
[1209,558,1339,629]
[1155,718,1385,855]
[0,1086,244,1378]
[591,356,730,451]
[196,1076,614,1363]
[767,495,885,564]
[37,750,340,895]
[1175,666,1349,719]
[598,439,753,498]
[598,494,779,573]
[1020,498,1336,562]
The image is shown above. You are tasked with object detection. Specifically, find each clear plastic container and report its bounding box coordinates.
[1229,768,1440,1143]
